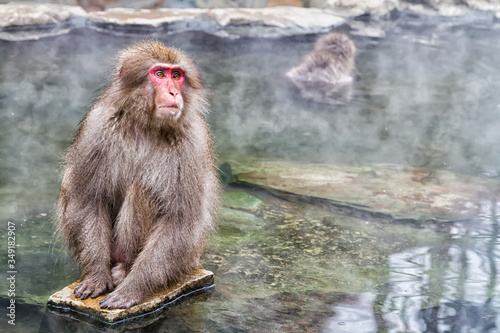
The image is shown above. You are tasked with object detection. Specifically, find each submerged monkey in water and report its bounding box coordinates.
[56,40,220,309]
[286,31,356,104]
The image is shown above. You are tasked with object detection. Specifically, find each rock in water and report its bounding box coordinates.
[47,269,214,324]
[229,161,500,223]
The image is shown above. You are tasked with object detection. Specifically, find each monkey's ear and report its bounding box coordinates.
[185,68,206,91]
[117,59,150,89]
[187,79,206,91]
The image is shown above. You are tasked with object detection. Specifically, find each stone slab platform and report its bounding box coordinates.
[47,269,214,324]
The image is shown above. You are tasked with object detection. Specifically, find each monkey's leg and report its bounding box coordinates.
[111,262,128,287]
[99,218,201,309]
[111,185,151,288]
[65,202,115,299]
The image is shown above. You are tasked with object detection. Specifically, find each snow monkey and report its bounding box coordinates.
[286,31,356,104]
[56,40,220,309]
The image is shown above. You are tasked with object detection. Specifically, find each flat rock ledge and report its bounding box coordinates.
[47,269,214,324]
[229,162,500,223]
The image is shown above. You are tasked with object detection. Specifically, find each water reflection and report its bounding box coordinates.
[383,247,431,332]
[323,210,500,333]
[324,293,377,333]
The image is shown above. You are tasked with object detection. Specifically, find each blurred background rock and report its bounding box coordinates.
[2,0,500,19]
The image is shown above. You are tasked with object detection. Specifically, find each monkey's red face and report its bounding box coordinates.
[149,64,185,120]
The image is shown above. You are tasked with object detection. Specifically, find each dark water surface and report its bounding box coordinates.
[1,23,500,332]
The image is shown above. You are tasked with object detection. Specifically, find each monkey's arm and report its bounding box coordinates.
[58,185,115,298]
[56,138,116,299]
[72,202,115,299]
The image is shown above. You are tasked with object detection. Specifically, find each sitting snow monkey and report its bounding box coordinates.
[56,40,220,309]
[286,32,356,104]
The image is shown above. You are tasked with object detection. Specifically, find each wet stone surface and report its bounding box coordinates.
[3,2,500,41]
[229,161,500,223]
[47,269,214,323]
[200,188,447,332]
[209,189,443,295]
[0,3,86,28]
[0,3,346,40]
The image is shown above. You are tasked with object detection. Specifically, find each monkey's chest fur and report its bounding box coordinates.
[61,111,212,266]
[106,128,208,258]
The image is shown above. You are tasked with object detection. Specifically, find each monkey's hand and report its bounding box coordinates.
[74,276,114,300]
[99,288,144,309]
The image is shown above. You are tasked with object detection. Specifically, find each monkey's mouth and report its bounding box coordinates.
[157,105,182,119]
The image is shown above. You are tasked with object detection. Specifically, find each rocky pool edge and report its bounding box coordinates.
[2,2,500,41]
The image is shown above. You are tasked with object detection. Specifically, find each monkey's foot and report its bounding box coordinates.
[99,290,142,309]
[111,263,127,288]
[74,277,114,300]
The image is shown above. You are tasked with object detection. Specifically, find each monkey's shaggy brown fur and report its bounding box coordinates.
[56,40,220,309]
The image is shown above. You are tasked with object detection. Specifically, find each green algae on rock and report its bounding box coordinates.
[223,190,263,210]
[207,188,444,301]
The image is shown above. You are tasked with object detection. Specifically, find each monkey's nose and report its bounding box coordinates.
[169,89,180,98]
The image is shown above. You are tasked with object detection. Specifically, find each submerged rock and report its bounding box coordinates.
[209,187,445,305]
[229,161,500,222]
[47,269,214,324]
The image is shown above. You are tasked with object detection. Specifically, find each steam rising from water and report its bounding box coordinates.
[2,24,500,332]
[206,27,500,176]
[2,26,500,222]
[2,27,500,220]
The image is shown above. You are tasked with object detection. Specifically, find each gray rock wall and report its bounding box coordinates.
[0,3,347,40]
[1,0,500,41]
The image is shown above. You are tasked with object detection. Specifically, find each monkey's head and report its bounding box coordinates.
[314,32,356,60]
[111,40,208,129]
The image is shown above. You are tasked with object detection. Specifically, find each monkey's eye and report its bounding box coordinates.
[155,70,165,78]
[172,71,181,79]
